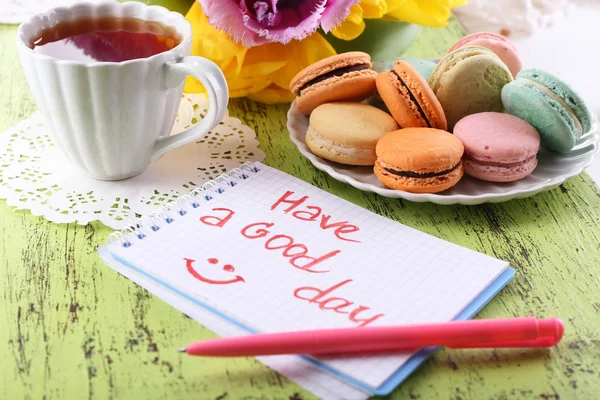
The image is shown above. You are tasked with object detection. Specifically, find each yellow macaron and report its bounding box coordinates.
[306,102,398,166]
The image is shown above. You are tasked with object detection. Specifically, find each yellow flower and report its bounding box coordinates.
[332,0,467,41]
[184,2,336,104]
[386,0,467,26]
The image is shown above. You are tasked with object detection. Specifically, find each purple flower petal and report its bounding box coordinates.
[247,0,282,26]
[320,0,361,32]
[199,1,259,45]
[200,0,344,47]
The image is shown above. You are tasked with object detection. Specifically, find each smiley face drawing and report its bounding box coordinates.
[184,258,245,285]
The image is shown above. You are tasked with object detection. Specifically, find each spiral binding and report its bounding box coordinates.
[106,162,261,248]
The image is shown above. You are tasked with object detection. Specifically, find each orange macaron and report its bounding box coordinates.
[374,128,464,193]
[290,52,378,115]
[376,61,447,130]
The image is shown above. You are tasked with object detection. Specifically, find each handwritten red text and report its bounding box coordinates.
[271,191,361,243]
[199,207,235,228]
[294,280,384,327]
[241,222,340,273]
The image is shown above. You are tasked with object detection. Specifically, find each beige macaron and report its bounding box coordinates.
[306,102,398,166]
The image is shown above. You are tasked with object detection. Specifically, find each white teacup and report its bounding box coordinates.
[16,1,228,180]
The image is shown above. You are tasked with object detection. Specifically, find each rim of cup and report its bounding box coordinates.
[15,0,192,67]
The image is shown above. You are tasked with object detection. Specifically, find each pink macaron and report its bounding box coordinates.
[449,32,522,77]
[454,112,540,182]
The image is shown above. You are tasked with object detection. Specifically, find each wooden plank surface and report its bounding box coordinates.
[2,15,600,400]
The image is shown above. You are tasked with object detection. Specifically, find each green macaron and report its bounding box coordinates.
[502,69,592,153]
[429,46,513,130]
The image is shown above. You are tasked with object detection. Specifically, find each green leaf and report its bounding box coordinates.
[324,19,421,61]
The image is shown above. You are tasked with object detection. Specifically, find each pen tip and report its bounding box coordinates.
[178,347,187,353]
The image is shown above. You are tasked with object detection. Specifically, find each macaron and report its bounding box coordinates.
[501,69,593,153]
[376,60,447,130]
[454,112,541,182]
[373,56,437,81]
[307,102,398,166]
[449,32,523,77]
[290,52,378,115]
[429,46,513,130]
[374,128,464,193]
[369,57,437,112]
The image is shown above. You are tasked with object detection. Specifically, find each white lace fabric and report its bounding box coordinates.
[1,0,83,24]
[0,94,265,229]
[454,0,580,37]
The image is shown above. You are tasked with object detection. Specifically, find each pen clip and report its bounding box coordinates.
[449,317,564,349]
[448,334,562,349]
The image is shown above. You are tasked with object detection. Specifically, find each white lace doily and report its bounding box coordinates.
[1,0,84,24]
[0,94,265,228]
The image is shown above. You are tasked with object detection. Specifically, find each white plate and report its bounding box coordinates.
[287,101,600,205]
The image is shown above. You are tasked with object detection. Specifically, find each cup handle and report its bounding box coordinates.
[152,56,229,161]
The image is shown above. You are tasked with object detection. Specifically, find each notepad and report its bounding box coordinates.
[98,162,514,398]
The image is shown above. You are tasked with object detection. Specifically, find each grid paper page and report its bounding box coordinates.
[104,163,509,390]
[98,246,371,400]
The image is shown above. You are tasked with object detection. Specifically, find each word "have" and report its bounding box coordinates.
[271,191,362,243]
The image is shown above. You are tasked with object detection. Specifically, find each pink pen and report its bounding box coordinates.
[179,317,564,357]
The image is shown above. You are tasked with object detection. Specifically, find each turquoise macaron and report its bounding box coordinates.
[502,69,593,153]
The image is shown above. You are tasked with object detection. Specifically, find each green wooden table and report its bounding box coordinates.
[2,15,600,400]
